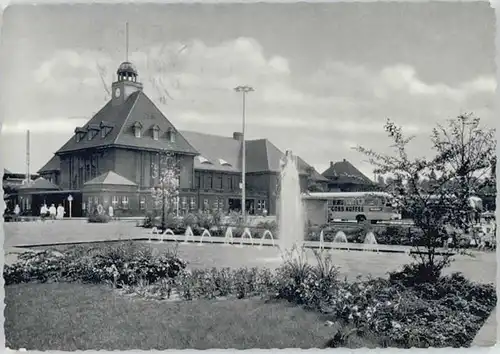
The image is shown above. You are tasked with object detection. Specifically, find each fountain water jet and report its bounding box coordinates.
[363,231,379,252]
[319,230,325,251]
[223,227,234,245]
[199,229,213,245]
[259,230,275,248]
[183,226,194,244]
[160,229,175,243]
[332,231,349,251]
[239,227,254,246]
[277,150,306,259]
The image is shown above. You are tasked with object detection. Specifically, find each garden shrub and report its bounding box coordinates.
[4,242,186,287]
[88,213,111,223]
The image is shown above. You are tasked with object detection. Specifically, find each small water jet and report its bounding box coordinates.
[183,226,194,244]
[363,231,379,252]
[223,227,234,245]
[160,229,175,243]
[319,230,325,251]
[332,231,349,251]
[199,229,213,245]
[239,227,254,246]
[259,229,275,248]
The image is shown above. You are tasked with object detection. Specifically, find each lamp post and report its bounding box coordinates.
[234,85,254,224]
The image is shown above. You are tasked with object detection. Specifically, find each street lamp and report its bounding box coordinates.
[234,85,254,224]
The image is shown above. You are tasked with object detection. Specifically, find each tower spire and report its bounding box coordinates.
[125,21,129,62]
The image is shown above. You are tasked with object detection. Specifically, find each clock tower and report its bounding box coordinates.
[111,61,143,106]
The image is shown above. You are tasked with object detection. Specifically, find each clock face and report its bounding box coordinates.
[114,88,121,98]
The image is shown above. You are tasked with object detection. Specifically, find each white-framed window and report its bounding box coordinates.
[93,196,99,205]
[112,196,119,206]
[140,196,146,210]
[88,197,93,208]
[181,197,187,209]
[122,196,129,209]
[257,200,263,210]
[190,197,196,210]
[262,200,266,210]
[204,199,209,210]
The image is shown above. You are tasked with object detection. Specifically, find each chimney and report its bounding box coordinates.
[343,158,347,162]
[233,132,243,141]
[330,161,334,167]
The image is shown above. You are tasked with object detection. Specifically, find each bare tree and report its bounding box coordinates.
[357,114,495,281]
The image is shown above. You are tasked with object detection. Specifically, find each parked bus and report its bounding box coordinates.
[303,191,401,224]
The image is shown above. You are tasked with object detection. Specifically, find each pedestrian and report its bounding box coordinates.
[40,204,48,222]
[14,204,21,221]
[108,205,114,220]
[49,204,57,221]
[56,204,65,220]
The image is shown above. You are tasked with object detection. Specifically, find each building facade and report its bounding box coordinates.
[32,60,326,217]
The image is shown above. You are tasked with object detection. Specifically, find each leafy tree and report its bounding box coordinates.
[357,114,495,281]
[151,150,180,229]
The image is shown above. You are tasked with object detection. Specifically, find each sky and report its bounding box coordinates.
[0,1,496,178]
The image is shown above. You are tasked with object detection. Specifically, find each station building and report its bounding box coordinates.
[18,60,328,217]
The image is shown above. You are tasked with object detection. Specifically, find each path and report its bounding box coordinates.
[472,308,497,347]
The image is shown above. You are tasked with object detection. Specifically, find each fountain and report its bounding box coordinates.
[277,150,306,259]
[183,226,194,244]
[159,229,175,243]
[259,230,275,248]
[199,229,213,245]
[223,227,234,245]
[363,231,379,252]
[239,227,254,247]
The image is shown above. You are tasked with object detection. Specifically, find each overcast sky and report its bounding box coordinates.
[0,2,496,178]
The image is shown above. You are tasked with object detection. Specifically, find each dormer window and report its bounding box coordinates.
[100,121,114,138]
[152,125,160,141]
[166,127,176,143]
[219,158,232,167]
[87,124,100,140]
[74,127,87,142]
[197,156,212,164]
[133,122,143,138]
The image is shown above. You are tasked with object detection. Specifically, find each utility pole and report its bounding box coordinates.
[234,85,254,224]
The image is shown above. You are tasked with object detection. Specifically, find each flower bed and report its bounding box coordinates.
[142,210,278,239]
[4,245,495,348]
[4,242,186,286]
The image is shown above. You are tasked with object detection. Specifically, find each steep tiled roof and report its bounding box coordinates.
[180,131,319,176]
[179,131,240,173]
[84,171,137,186]
[322,159,372,185]
[56,91,198,155]
[18,177,61,190]
[38,155,60,173]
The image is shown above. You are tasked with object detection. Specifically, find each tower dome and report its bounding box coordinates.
[116,61,138,82]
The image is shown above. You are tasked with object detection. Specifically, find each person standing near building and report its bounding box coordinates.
[40,204,48,222]
[108,205,114,220]
[56,204,65,220]
[49,204,57,221]
[14,204,20,222]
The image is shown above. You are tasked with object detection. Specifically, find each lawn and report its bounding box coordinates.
[5,282,352,350]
